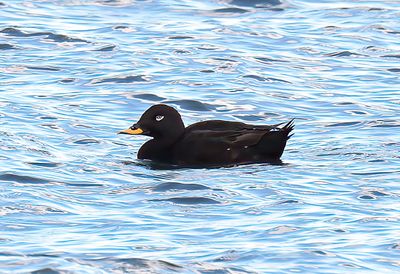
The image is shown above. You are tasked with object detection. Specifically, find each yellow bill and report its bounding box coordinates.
[118,127,144,135]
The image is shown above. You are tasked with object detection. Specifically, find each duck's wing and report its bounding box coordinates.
[174,119,294,165]
[185,120,278,133]
[172,129,263,166]
[185,119,294,146]
[191,129,267,147]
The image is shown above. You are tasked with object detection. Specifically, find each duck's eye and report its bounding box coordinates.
[155,115,164,122]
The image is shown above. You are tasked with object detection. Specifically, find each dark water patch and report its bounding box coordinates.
[367,119,400,127]
[358,189,390,200]
[0,2,5,6]
[40,123,64,132]
[168,36,194,40]
[348,110,368,115]
[226,0,282,7]
[150,197,220,204]
[27,161,61,168]
[173,49,191,55]
[325,121,360,127]
[363,45,386,52]
[164,100,214,111]
[153,182,210,192]
[0,27,28,37]
[91,75,149,85]
[0,27,88,43]
[391,243,400,250]
[325,51,364,57]
[31,268,61,274]
[113,25,129,30]
[324,25,340,31]
[370,190,389,197]
[352,171,399,176]
[243,74,270,81]
[213,7,249,14]
[94,45,116,51]
[382,54,400,58]
[39,116,58,120]
[368,159,385,163]
[133,93,165,102]
[317,151,364,157]
[0,43,17,50]
[388,68,400,73]
[44,33,88,43]
[384,142,399,147]
[26,66,60,72]
[200,69,215,73]
[268,77,291,83]
[311,250,330,256]
[214,57,239,63]
[3,252,62,258]
[333,229,347,233]
[335,101,354,106]
[254,56,286,63]
[277,199,299,204]
[243,75,290,83]
[59,78,76,84]
[73,138,100,144]
[0,173,51,184]
[343,152,365,156]
[358,195,375,200]
[0,251,23,256]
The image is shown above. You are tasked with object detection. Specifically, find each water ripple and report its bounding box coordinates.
[150,197,221,205]
[0,27,88,43]
[90,75,150,85]
[0,174,52,184]
[1,0,400,273]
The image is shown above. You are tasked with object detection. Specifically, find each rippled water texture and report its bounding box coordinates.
[1,0,400,273]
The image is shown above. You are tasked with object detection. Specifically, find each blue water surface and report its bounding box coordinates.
[1,0,400,273]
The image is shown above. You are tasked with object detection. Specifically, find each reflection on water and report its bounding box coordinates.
[1,0,400,273]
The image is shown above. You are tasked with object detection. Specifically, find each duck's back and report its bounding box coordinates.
[185,120,276,132]
[170,120,294,167]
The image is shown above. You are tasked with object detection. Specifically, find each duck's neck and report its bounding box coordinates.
[138,133,183,162]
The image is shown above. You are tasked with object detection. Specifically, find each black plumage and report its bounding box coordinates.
[119,104,294,167]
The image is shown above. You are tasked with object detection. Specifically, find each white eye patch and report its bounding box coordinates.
[155,115,164,122]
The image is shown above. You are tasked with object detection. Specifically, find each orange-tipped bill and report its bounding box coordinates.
[118,127,144,135]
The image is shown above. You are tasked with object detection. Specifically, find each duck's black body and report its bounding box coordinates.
[119,104,294,167]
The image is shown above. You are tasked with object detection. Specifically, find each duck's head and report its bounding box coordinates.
[119,104,185,140]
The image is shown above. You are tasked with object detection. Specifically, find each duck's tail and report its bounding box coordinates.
[259,119,295,159]
[283,118,295,140]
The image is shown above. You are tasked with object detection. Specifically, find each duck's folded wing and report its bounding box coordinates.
[173,120,294,165]
[186,120,282,132]
[176,129,267,157]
